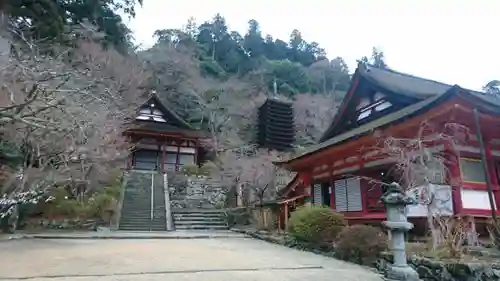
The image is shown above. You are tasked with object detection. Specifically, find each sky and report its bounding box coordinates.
[126,1,499,91]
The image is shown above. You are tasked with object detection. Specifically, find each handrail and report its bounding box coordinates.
[164,172,174,231]
[277,194,306,205]
[150,172,154,224]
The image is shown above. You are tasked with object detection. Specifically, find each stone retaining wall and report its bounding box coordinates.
[169,173,226,209]
[377,252,500,281]
[24,218,99,231]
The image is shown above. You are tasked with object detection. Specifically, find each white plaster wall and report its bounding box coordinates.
[406,184,454,217]
[461,189,496,210]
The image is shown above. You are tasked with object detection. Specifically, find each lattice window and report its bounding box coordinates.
[356,93,392,122]
[312,184,323,206]
[460,158,486,183]
[334,177,362,212]
[136,103,167,122]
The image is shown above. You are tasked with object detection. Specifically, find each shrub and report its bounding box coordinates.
[287,205,346,245]
[336,224,388,265]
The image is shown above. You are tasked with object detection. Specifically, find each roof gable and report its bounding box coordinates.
[319,63,500,142]
[135,95,194,130]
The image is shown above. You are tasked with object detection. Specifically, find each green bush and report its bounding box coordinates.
[287,205,346,245]
[44,183,121,220]
[52,200,95,218]
[336,224,388,265]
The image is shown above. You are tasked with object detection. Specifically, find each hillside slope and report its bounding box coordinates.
[140,14,353,148]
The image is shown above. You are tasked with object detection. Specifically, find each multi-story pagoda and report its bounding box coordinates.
[257,98,295,151]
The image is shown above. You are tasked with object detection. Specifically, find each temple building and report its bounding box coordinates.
[124,94,207,172]
[275,63,500,232]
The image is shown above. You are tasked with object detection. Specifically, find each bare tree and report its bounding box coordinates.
[371,121,469,252]
[212,147,279,205]
[294,93,337,145]
[0,27,148,218]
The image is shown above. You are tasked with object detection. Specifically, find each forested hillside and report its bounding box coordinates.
[140,14,389,148]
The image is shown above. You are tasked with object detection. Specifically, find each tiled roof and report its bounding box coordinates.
[276,64,500,166]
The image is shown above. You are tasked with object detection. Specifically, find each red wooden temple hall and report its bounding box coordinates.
[275,63,500,231]
[124,94,207,172]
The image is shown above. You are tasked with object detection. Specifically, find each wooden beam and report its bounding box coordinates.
[290,102,457,171]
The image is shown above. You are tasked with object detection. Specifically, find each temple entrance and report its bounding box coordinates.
[133,149,160,170]
[131,145,197,172]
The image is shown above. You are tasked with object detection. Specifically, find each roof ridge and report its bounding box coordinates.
[363,63,454,88]
[148,93,195,130]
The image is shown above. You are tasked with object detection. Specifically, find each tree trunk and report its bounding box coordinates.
[427,207,441,249]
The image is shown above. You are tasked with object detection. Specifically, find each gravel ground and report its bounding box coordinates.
[0,237,383,281]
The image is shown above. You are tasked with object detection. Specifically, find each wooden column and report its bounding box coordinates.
[284,203,289,229]
[329,174,335,210]
[485,141,500,213]
[175,141,181,172]
[161,140,166,173]
[474,108,497,219]
[446,142,463,215]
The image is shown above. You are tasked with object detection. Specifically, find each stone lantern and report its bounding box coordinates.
[380,182,420,281]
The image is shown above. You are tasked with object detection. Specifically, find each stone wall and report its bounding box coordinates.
[168,173,226,209]
[24,218,99,231]
[377,252,500,281]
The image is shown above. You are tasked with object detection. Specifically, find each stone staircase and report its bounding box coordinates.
[118,171,166,231]
[172,209,229,230]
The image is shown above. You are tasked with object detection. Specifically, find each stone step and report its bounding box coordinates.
[121,210,150,214]
[173,213,227,221]
[120,222,159,226]
[120,220,166,225]
[121,203,151,206]
[121,211,151,214]
[120,217,153,221]
[174,220,226,225]
[119,226,166,231]
[119,172,168,232]
[173,215,226,221]
[120,216,157,221]
[122,202,151,206]
[122,205,151,208]
[174,224,229,230]
[172,211,226,216]
[172,209,227,213]
[124,193,150,195]
[120,222,166,227]
[119,220,166,225]
[173,215,225,220]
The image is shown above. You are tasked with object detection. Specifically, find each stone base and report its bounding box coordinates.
[385,265,421,281]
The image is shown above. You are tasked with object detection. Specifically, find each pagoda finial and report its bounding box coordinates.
[273,78,278,97]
